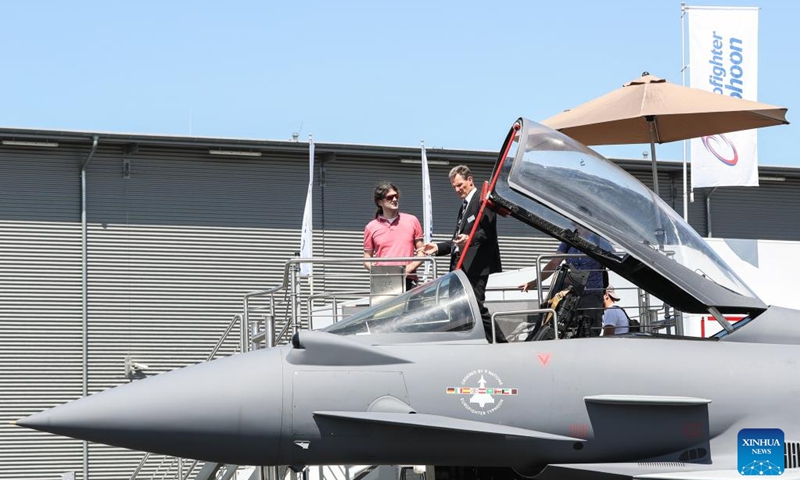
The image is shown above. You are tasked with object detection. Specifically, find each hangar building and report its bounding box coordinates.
[1,127,799,479]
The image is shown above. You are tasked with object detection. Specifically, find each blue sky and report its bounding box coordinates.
[1,0,797,166]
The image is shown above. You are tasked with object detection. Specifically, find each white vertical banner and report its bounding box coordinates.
[420,141,433,279]
[299,135,314,277]
[689,6,759,188]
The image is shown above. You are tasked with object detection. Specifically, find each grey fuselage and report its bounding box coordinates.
[20,325,800,473]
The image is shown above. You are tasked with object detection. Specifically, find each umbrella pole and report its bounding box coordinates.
[646,116,660,196]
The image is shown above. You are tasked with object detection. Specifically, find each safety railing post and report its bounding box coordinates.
[291,253,301,337]
[242,297,251,353]
[269,295,276,346]
[638,287,651,333]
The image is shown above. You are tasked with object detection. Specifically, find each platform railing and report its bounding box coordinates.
[238,252,679,351]
[306,291,369,330]
[128,453,199,480]
[242,256,439,350]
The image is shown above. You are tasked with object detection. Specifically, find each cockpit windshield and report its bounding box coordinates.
[324,271,478,336]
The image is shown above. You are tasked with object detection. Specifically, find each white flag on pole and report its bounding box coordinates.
[421,141,433,280]
[299,136,314,277]
[688,6,760,188]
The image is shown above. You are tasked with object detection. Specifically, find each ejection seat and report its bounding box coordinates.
[508,264,589,341]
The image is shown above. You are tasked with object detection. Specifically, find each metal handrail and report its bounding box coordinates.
[530,253,604,304]
[157,456,173,480]
[306,290,370,329]
[306,288,431,330]
[273,319,295,348]
[256,255,440,300]
[128,452,150,480]
[149,454,169,480]
[179,460,199,480]
[207,314,242,360]
[243,255,439,350]
[243,286,285,351]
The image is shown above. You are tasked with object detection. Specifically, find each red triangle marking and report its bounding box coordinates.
[538,353,551,367]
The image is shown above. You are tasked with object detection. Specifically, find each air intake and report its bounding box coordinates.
[786,442,800,469]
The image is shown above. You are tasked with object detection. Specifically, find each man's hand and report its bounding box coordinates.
[419,242,438,256]
[453,234,468,249]
[519,280,537,292]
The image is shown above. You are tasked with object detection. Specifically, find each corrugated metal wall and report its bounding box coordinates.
[0,144,318,479]
[83,147,313,478]
[1,136,799,480]
[0,147,85,479]
[85,148,309,374]
[637,165,800,239]
[702,178,800,239]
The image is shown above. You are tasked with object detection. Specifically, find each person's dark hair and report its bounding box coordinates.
[373,181,399,218]
[449,165,472,181]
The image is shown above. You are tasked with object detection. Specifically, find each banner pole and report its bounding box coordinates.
[420,140,433,282]
[681,2,689,221]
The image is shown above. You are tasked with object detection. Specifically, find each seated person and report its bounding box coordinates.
[602,286,630,336]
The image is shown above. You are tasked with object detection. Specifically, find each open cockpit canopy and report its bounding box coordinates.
[490,118,765,315]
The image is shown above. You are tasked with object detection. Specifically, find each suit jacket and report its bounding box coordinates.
[436,191,502,280]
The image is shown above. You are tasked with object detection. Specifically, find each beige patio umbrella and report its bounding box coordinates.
[542,73,788,197]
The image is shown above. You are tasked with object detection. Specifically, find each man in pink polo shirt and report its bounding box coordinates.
[364,181,424,291]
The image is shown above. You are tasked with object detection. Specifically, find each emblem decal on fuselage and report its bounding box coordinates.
[446,369,517,415]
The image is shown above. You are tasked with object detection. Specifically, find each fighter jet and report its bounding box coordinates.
[18,118,800,480]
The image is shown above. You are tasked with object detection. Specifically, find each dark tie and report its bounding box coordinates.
[454,199,468,238]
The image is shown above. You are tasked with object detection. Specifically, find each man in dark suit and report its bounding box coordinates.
[421,165,502,341]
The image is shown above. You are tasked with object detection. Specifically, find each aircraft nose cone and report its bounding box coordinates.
[18,348,284,465]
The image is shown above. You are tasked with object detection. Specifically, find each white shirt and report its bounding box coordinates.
[463,187,477,205]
